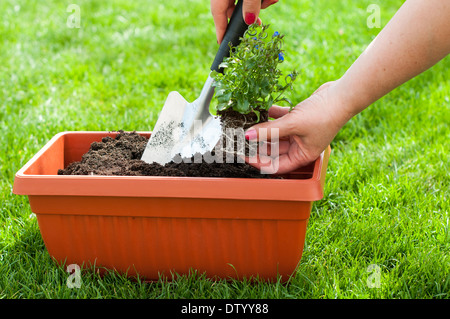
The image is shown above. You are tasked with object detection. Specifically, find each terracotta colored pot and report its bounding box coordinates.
[13,131,331,281]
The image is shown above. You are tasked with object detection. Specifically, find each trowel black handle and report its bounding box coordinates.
[210,0,249,73]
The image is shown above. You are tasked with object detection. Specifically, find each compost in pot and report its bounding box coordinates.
[57,131,276,178]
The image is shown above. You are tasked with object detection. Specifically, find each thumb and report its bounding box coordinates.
[243,0,261,25]
[244,111,297,142]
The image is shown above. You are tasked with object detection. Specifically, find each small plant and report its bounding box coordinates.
[212,23,298,122]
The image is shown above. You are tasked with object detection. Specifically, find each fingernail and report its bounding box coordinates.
[245,129,257,140]
[244,12,256,25]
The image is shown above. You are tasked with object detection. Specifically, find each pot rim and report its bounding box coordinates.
[13,131,331,201]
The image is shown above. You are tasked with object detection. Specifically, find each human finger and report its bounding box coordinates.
[245,152,300,175]
[257,140,290,156]
[268,105,290,119]
[211,0,235,44]
[261,0,279,9]
[242,0,261,25]
[244,110,298,142]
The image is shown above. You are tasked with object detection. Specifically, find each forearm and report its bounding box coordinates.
[335,0,450,119]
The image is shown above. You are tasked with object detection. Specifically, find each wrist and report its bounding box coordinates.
[325,78,362,127]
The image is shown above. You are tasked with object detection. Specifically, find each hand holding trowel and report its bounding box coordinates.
[141,0,250,165]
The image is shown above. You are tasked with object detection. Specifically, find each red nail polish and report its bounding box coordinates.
[245,129,257,140]
[244,13,256,25]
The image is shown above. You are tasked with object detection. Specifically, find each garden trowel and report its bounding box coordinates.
[141,0,249,165]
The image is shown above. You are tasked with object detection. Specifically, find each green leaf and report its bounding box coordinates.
[211,23,298,116]
[235,97,250,113]
[218,62,229,69]
[267,95,274,110]
[252,109,261,122]
[217,91,231,103]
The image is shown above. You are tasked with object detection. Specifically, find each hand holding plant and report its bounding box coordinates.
[245,81,351,174]
[211,23,297,162]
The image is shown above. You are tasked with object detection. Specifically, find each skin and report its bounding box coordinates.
[211,0,279,44]
[212,0,450,174]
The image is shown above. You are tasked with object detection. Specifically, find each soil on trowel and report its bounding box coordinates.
[57,131,277,179]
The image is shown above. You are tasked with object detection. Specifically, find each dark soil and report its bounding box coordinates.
[58,130,277,178]
[216,108,268,161]
[217,108,269,131]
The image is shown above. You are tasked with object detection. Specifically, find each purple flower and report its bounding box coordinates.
[278,52,284,62]
[272,31,280,37]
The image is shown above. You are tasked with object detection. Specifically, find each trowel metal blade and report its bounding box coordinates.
[141,91,222,165]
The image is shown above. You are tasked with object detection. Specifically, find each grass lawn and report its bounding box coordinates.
[1,0,449,299]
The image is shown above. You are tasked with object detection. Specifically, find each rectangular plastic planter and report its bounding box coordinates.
[13,131,331,281]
